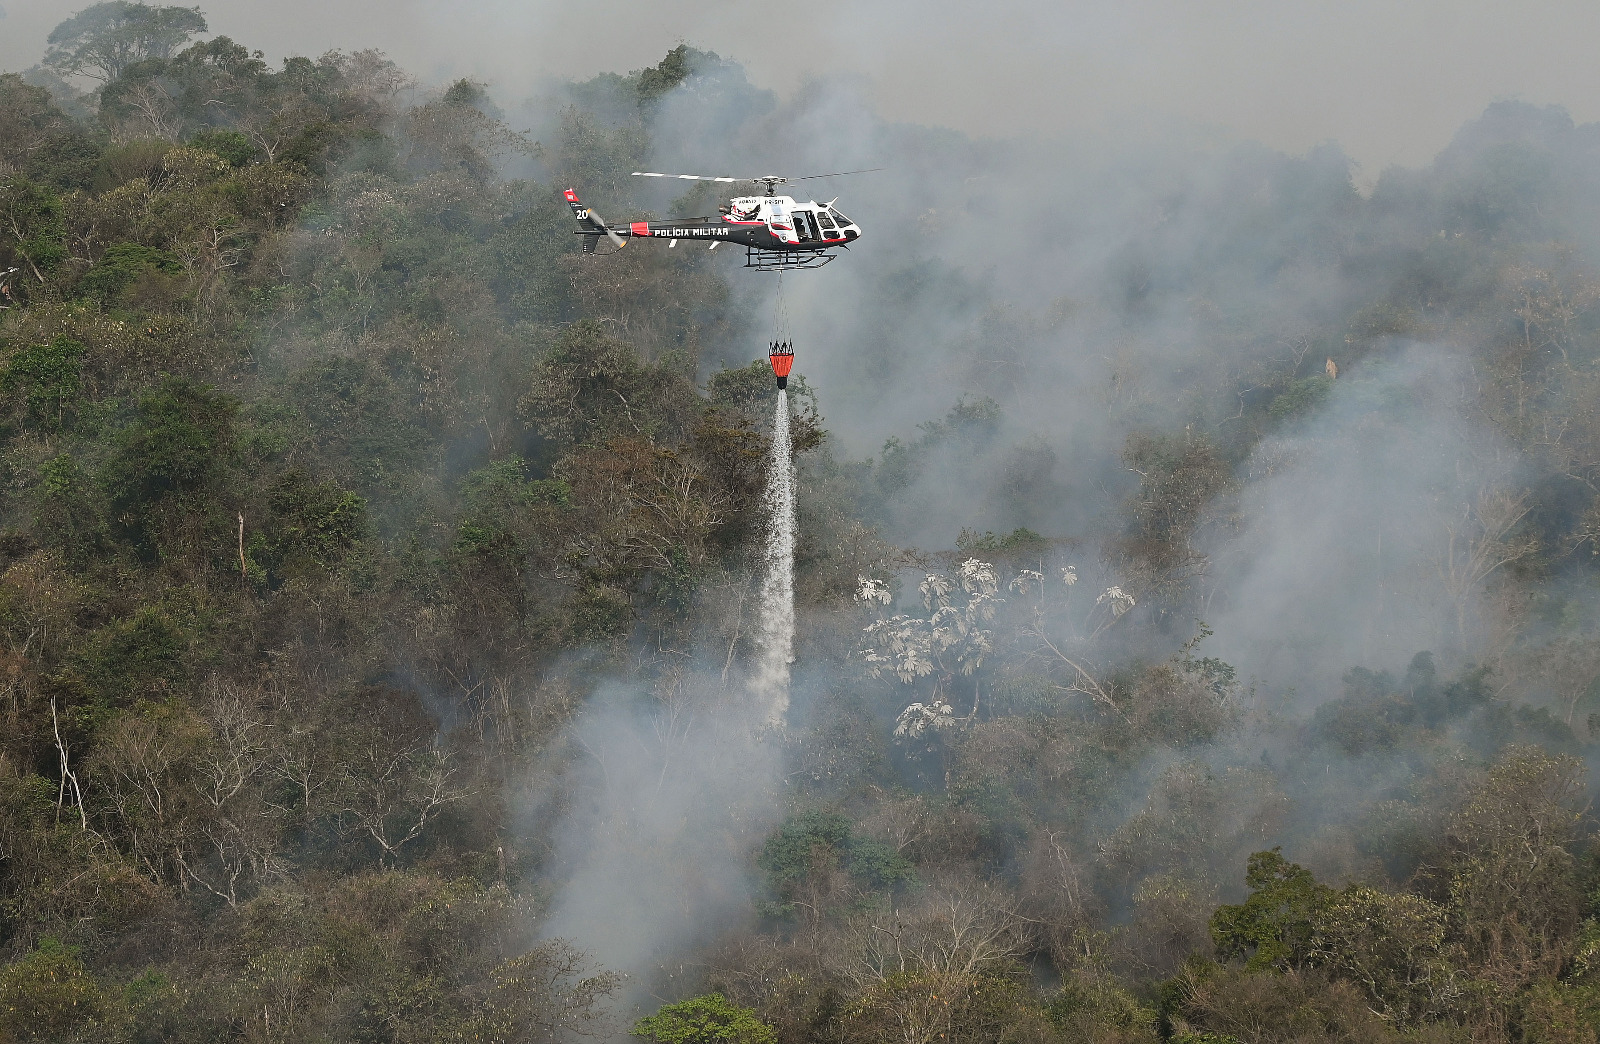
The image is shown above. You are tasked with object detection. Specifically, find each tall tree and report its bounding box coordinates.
[43,2,208,84]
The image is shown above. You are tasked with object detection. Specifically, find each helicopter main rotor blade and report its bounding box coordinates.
[792,167,884,181]
[632,172,741,182]
[632,169,880,186]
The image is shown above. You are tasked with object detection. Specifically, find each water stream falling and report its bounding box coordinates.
[753,390,795,723]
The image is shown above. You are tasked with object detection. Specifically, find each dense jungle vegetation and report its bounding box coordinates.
[6,5,1600,1043]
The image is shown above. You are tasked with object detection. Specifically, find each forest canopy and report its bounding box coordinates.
[4,5,1600,1044]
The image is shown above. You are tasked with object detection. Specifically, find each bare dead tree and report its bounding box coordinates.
[113,81,183,141]
[1438,487,1539,640]
[849,880,1025,988]
[50,694,87,830]
[341,743,464,866]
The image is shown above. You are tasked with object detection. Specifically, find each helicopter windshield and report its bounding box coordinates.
[828,207,854,227]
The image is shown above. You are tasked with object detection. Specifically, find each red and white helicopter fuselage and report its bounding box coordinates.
[565,171,869,270]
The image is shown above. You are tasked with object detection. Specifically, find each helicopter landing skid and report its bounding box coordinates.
[745,247,836,271]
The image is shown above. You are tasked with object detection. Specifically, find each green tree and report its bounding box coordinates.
[1210,849,1334,971]
[634,993,777,1044]
[0,938,107,1042]
[520,320,682,450]
[79,243,182,302]
[259,467,368,581]
[403,78,531,182]
[758,810,913,917]
[44,2,208,83]
[105,376,237,511]
[1445,745,1585,989]
[0,175,66,285]
[0,74,74,172]
[2,335,87,430]
[635,45,718,104]
[1312,886,1455,1023]
[1114,431,1231,602]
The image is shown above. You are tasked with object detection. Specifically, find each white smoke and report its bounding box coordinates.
[1202,345,1523,695]
[530,680,783,1021]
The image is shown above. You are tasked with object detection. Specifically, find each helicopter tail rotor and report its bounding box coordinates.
[564,188,626,249]
[589,209,626,249]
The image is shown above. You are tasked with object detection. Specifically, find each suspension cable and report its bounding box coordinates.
[772,271,792,349]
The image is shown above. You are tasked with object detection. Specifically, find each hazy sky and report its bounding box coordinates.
[4,0,1599,174]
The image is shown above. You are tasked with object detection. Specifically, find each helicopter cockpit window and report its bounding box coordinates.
[817,211,839,233]
[793,211,819,241]
[829,208,854,227]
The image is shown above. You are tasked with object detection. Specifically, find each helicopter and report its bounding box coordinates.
[564,170,874,271]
